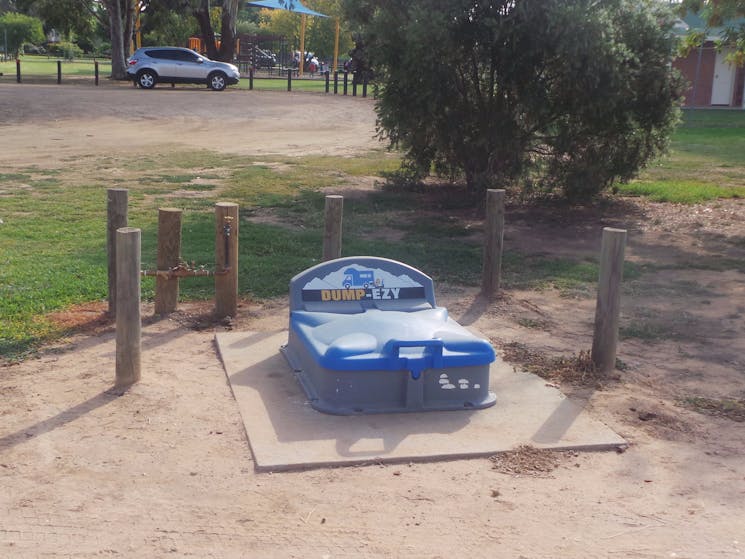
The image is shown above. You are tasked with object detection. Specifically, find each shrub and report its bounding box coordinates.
[47,41,84,60]
[345,0,686,202]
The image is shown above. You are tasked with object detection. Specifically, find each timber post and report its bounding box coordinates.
[154,208,183,315]
[591,227,627,373]
[107,188,129,317]
[115,227,142,387]
[215,202,239,319]
[481,189,506,298]
[322,195,343,261]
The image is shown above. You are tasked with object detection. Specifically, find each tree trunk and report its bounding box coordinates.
[217,0,239,62]
[123,0,136,60]
[106,0,127,79]
[193,0,219,60]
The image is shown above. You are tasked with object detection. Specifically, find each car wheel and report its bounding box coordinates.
[137,70,157,89]
[209,72,227,91]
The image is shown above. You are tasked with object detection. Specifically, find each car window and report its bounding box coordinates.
[173,50,201,63]
[145,49,174,60]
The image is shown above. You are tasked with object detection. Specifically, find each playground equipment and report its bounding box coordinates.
[281,256,498,415]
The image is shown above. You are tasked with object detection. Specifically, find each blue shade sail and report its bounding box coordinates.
[246,0,328,17]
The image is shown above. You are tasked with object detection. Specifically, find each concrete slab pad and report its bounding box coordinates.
[216,331,626,471]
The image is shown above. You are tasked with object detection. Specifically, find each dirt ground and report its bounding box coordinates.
[1,82,744,558]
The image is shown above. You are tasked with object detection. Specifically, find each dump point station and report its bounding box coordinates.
[281,257,497,415]
[216,257,626,471]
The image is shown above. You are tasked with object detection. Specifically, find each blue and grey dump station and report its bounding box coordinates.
[281,257,497,415]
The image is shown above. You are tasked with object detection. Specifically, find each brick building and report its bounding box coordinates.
[673,14,745,108]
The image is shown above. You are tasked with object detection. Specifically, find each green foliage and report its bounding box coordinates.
[46,40,83,60]
[28,0,94,38]
[0,11,44,56]
[235,18,260,36]
[345,0,685,202]
[142,9,197,47]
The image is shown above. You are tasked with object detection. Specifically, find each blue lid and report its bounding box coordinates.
[290,308,495,378]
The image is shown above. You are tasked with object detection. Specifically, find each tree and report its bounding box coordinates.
[101,0,136,79]
[345,0,686,201]
[16,0,94,39]
[0,12,44,57]
[190,0,240,61]
[141,8,197,47]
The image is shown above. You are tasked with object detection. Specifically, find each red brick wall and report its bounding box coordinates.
[673,44,716,107]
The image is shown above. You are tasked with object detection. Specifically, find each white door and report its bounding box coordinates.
[711,49,735,105]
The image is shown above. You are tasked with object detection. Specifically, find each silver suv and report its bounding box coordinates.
[127,47,240,91]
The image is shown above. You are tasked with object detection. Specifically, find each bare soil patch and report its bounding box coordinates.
[1,84,745,558]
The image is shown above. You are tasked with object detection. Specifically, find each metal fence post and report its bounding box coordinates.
[215,202,239,319]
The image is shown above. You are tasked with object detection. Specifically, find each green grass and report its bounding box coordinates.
[627,109,745,203]
[236,76,329,92]
[0,55,111,78]
[0,148,631,360]
[618,180,742,203]
[2,107,744,361]
[0,151,410,359]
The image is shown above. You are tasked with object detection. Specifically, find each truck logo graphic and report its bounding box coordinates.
[342,268,382,289]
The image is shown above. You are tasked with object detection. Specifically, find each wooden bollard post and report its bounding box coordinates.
[481,189,506,298]
[215,202,239,319]
[249,67,254,90]
[323,195,343,261]
[94,60,99,86]
[343,71,348,95]
[116,227,141,387]
[287,68,292,92]
[333,71,339,94]
[57,60,62,84]
[154,208,182,315]
[591,227,627,373]
[16,59,21,83]
[325,70,330,93]
[107,188,128,316]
